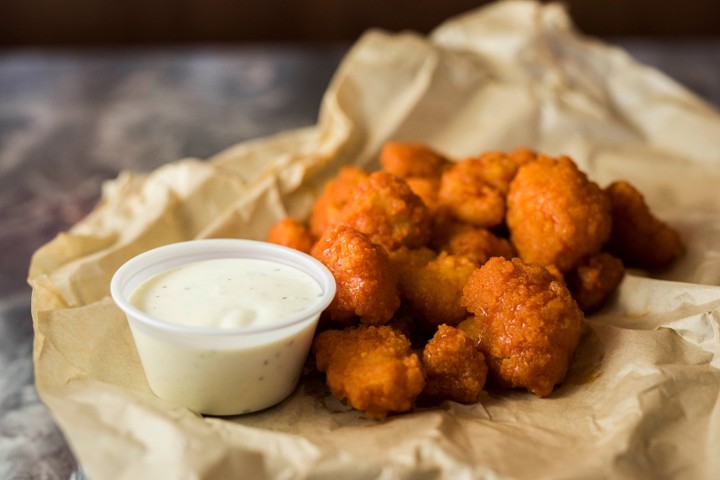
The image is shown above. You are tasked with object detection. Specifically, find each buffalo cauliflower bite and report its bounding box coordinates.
[506,155,612,273]
[507,146,539,166]
[311,225,400,325]
[392,250,476,333]
[566,252,625,313]
[404,176,443,214]
[465,151,521,194]
[461,257,584,397]
[438,158,506,228]
[337,171,432,251]
[389,246,437,275]
[605,180,684,270]
[380,142,450,214]
[267,217,315,254]
[380,142,450,179]
[309,165,368,238]
[430,221,516,266]
[312,325,425,419]
[422,325,488,404]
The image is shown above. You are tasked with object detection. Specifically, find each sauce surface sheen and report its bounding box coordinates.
[130,258,323,329]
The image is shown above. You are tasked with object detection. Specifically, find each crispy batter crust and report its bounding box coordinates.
[392,250,476,332]
[438,158,507,228]
[313,325,425,419]
[605,180,684,269]
[430,221,515,265]
[338,171,431,251]
[311,225,400,325]
[267,217,315,254]
[309,165,368,238]
[506,156,612,272]
[566,252,625,313]
[422,325,488,403]
[461,257,584,397]
[380,142,450,179]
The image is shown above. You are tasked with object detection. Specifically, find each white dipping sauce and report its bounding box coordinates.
[130,258,323,329]
[127,257,326,415]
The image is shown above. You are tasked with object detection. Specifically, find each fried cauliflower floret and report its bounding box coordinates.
[566,252,625,313]
[456,316,483,349]
[380,142,450,179]
[312,325,425,419]
[430,221,515,265]
[267,217,315,254]
[309,166,368,238]
[544,264,566,285]
[422,325,488,404]
[438,159,506,228]
[386,309,420,345]
[468,151,521,194]
[389,246,437,274]
[508,146,539,166]
[394,251,476,332]
[311,225,400,325]
[461,257,584,397]
[338,171,431,251]
[605,180,684,270]
[405,177,442,214]
[380,142,450,214]
[506,155,612,273]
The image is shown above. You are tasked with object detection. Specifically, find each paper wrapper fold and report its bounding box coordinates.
[29,1,720,478]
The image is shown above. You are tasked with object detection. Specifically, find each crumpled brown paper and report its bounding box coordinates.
[30,1,720,479]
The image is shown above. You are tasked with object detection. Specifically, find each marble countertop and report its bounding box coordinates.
[1,40,718,479]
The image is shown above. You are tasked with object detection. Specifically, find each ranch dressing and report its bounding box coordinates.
[130,258,323,329]
[126,257,327,415]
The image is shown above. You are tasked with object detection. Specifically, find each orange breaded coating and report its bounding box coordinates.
[461,257,584,397]
[386,309,419,345]
[544,264,566,285]
[456,316,483,349]
[309,166,368,238]
[430,221,515,265]
[267,217,315,254]
[469,151,521,194]
[389,246,437,274]
[422,325,488,404]
[338,171,431,251]
[566,252,625,313]
[311,225,400,325]
[394,251,476,332]
[605,180,684,270]
[438,158,507,228]
[312,325,425,419]
[379,142,450,179]
[380,143,450,214]
[508,146,539,166]
[506,155,612,273]
[405,177,442,213]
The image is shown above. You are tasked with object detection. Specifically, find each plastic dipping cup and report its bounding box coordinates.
[110,239,336,416]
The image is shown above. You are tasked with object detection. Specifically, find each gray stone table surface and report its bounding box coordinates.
[1,39,719,479]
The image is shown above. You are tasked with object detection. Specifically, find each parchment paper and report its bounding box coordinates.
[29,1,720,479]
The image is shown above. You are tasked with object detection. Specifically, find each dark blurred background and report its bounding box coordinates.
[2,0,719,48]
